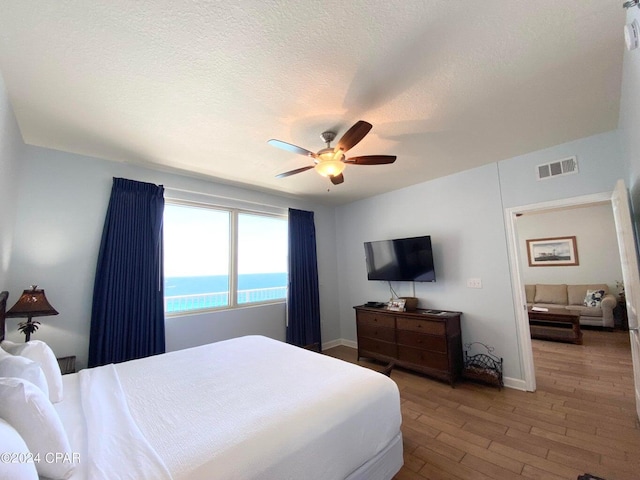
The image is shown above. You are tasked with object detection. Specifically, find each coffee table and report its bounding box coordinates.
[528,308,582,345]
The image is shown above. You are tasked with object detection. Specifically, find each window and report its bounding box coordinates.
[163,202,287,314]
[237,212,288,305]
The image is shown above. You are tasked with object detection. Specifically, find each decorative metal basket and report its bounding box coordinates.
[463,342,503,389]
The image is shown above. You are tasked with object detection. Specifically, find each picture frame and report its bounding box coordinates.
[526,236,579,267]
[387,299,406,312]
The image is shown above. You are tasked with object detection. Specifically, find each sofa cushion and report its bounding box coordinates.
[566,305,603,318]
[567,284,609,306]
[534,284,567,305]
[525,285,536,304]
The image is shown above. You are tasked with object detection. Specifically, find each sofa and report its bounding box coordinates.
[525,284,617,329]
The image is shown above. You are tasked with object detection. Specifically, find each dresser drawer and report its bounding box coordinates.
[397,317,445,335]
[358,337,397,358]
[357,311,395,329]
[396,330,447,352]
[357,323,395,343]
[398,346,449,370]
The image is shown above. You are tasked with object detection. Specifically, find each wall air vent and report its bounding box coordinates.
[535,156,578,181]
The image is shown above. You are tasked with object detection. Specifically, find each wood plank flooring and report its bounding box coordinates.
[324,329,640,480]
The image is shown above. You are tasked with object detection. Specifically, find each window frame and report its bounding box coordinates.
[164,199,288,316]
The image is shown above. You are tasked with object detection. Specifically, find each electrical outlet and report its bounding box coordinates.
[467,278,482,289]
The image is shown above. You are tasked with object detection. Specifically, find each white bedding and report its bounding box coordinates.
[56,335,402,480]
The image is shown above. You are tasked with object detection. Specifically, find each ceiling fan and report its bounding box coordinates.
[268,120,396,185]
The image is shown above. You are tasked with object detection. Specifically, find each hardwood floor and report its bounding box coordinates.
[324,329,640,480]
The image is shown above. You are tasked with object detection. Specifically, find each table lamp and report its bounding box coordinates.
[6,285,59,342]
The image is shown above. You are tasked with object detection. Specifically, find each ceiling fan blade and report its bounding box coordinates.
[275,165,315,178]
[268,139,317,158]
[330,173,344,185]
[344,155,396,165]
[335,121,372,153]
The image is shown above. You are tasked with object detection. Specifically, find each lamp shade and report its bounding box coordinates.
[314,148,346,177]
[6,286,59,318]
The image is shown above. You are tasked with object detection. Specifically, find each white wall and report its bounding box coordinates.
[336,163,520,378]
[516,204,623,293]
[498,130,623,209]
[336,131,625,384]
[0,73,25,289]
[620,8,640,219]
[6,144,340,369]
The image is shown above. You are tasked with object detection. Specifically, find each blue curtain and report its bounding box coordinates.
[286,208,321,350]
[88,177,165,367]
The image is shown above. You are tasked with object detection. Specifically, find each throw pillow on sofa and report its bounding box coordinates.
[584,289,606,307]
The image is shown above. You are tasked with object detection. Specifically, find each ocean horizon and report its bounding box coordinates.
[165,272,288,296]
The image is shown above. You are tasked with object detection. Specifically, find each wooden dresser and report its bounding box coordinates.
[354,305,463,385]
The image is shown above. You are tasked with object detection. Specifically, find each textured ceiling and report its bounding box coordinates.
[0,1,626,205]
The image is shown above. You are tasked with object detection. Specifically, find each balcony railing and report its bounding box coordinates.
[165,286,287,313]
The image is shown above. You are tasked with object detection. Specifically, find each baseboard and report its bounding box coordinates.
[341,339,357,349]
[322,338,357,350]
[322,339,343,350]
[503,376,527,391]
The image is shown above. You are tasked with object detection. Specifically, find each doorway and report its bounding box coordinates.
[505,191,620,391]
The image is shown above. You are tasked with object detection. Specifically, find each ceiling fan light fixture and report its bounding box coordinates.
[314,159,346,177]
[314,149,346,177]
[271,121,393,184]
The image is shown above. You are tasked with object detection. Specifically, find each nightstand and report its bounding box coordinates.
[56,356,76,375]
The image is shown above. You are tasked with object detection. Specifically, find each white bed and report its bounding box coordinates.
[0,291,402,480]
[53,335,403,480]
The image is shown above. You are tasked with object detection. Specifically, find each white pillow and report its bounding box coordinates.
[0,418,39,480]
[0,347,50,398]
[1,340,63,403]
[583,289,606,307]
[0,378,75,480]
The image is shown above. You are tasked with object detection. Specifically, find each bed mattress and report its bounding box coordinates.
[56,335,402,480]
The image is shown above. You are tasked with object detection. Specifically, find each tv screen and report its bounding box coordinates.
[364,235,435,282]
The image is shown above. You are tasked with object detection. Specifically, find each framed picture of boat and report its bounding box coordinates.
[526,236,579,267]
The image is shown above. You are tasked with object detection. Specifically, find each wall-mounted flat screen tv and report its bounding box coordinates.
[364,235,435,282]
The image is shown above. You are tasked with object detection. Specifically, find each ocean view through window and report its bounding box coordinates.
[237,212,288,305]
[164,202,288,314]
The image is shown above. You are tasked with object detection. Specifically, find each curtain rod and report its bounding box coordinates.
[163,186,289,211]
